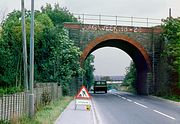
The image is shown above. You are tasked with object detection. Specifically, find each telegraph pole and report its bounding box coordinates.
[169,8,172,18]
[29,0,35,118]
[21,0,29,114]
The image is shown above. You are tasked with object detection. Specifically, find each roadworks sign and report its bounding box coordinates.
[75,86,91,110]
[76,99,90,105]
[75,86,91,99]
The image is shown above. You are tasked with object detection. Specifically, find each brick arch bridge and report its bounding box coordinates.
[64,23,162,95]
[80,33,150,94]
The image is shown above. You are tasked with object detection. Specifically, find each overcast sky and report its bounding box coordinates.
[0,0,180,76]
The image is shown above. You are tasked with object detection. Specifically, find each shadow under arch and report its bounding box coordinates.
[80,33,151,95]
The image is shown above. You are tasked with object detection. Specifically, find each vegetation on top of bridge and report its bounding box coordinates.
[0,3,94,95]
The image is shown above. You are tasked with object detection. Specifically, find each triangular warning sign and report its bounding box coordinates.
[75,86,91,99]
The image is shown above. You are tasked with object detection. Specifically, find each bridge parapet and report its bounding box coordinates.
[64,23,162,33]
[73,14,162,27]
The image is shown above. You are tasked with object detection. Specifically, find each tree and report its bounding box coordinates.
[41,3,77,27]
[0,10,23,87]
[46,29,82,95]
[122,61,137,92]
[0,10,54,88]
[0,3,92,95]
[162,17,180,88]
[83,55,95,89]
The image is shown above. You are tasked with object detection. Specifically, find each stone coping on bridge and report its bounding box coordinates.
[64,22,162,33]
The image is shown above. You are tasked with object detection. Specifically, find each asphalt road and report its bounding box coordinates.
[92,92,180,124]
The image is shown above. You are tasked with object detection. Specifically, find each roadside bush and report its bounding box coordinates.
[41,90,51,105]
[0,87,22,96]
[0,120,10,124]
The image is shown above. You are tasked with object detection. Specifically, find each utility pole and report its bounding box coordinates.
[21,0,28,114]
[29,0,35,118]
[169,8,172,18]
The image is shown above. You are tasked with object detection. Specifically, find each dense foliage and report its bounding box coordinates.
[83,55,95,89]
[162,17,180,88]
[41,3,77,27]
[122,61,137,93]
[0,4,94,95]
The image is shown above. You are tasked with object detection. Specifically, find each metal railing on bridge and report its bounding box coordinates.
[74,14,162,27]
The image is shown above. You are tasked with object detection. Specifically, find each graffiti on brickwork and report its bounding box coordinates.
[82,24,141,33]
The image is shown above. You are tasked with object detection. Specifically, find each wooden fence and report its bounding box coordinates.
[0,92,25,120]
[0,83,62,121]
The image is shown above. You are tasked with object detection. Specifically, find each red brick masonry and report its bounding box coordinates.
[64,23,162,33]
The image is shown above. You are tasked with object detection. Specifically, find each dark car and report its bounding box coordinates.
[94,81,107,93]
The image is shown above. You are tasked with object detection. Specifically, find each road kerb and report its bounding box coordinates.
[54,99,72,124]
[91,97,100,124]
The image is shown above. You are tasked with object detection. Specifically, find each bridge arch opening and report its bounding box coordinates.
[80,34,151,95]
[92,47,132,76]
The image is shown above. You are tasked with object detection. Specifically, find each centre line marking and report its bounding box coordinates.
[153,110,176,120]
[122,97,126,100]
[127,99,132,102]
[117,95,122,98]
[134,102,148,108]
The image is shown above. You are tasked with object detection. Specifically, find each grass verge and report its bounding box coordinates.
[9,96,73,124]
[162,95,180,102]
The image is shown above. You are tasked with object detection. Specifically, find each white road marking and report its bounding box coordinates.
[117,95,122,98]
[116,94,132,102]
[113,93,176,121]
[127,99,132,102]
[153,110,176,120]
[122,97,126,100]
[134,102,148,108]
